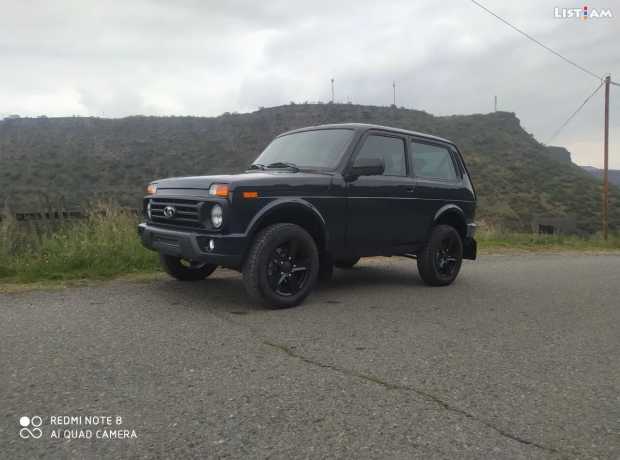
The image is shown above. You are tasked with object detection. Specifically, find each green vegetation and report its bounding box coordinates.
[477,227,620,252]
[0,207,158,283]
[0,103,618,233]
[1,211,618,286]
[1,103,619,285]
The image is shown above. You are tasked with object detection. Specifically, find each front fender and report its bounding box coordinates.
[245,198,329,249]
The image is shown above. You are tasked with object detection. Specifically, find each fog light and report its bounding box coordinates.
[211,204,223,228]
[208,239,215,251]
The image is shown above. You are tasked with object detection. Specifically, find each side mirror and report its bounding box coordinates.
[347,157,385,180]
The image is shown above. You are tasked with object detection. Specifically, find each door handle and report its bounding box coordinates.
[405,186,415,193]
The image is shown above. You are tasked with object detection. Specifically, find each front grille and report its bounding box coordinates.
[148,198,203,228]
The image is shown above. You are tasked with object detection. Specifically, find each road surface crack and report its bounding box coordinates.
[262,339,561,456]
[205,308,565,456]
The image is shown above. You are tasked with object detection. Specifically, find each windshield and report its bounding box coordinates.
[253,129,354,170]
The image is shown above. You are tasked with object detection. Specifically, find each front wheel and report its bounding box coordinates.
[417,225,463,286]
[242,223,319,308]
[159,254,217,281]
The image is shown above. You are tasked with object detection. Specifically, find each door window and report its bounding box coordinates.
[410,141,458,180]
[356,135,406,176]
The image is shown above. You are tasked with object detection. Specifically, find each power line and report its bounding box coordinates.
[547,80,605,143]
[468,0,603,81]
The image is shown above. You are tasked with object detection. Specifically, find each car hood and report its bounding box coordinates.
[154,170,333,191]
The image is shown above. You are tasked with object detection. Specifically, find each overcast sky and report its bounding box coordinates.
[1,0,619,167]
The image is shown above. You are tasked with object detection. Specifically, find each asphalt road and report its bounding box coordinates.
[1,254,619,459]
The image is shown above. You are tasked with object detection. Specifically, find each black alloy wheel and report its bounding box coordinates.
[435,235,460,277]
[243,223,319,308]
[267,239,312,296]
[417,225,463,286]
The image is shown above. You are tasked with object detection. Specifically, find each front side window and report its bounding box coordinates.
[410,141,458,181]
[355,134,406,176]
[253,129,354,170]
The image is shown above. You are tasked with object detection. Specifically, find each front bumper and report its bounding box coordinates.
[138,223,247,268]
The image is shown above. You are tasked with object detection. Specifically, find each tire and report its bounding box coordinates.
[159,254,217,281]
[334,257,360,269]
[243,223,319,308]
[417,225,463,286]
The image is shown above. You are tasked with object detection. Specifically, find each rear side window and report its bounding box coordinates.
[356,135,406,176]
[410,141,457,181]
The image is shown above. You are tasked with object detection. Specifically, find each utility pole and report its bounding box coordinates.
[330,78,335,103]
[603,75,610,240]
[392,81,396,106]
[494,95,497,112]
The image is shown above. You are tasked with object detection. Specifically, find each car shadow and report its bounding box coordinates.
[322,264,425,291]
[146,261,427,315]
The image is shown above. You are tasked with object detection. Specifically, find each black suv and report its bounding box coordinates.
[138,123,477,308]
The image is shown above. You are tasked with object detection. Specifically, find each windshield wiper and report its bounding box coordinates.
[266,162,300,171]
[248,163,266,170]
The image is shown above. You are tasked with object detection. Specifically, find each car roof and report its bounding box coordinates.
[278,123,455,146]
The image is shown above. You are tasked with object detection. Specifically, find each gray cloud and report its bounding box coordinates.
[0,0,618,167]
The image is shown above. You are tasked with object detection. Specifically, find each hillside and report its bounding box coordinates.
[581,166,620,187]
[542,146,572,164]
[0,103,618,233]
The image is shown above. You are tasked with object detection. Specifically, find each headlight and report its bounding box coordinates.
[147,200,152,219]
[211,204,223,228]
[146,183,157,195]
[208,183,229,197]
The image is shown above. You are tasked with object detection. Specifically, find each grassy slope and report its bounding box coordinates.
[1,104,618,233]
[1,212,618,285]
[477,230,620,252]
[1,104,619,285]
[0,211,158,283]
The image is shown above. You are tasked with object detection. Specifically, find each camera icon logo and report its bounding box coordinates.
[19,416,43,439]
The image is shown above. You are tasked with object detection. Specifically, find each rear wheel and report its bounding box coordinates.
[159,254,217,281]
[417,225,463,286]
[243,223,319,308]
[334,257,360,269]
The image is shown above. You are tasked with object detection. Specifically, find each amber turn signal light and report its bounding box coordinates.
[242,191,259,199]
[209,183,229,197]
[146,183,157,195]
